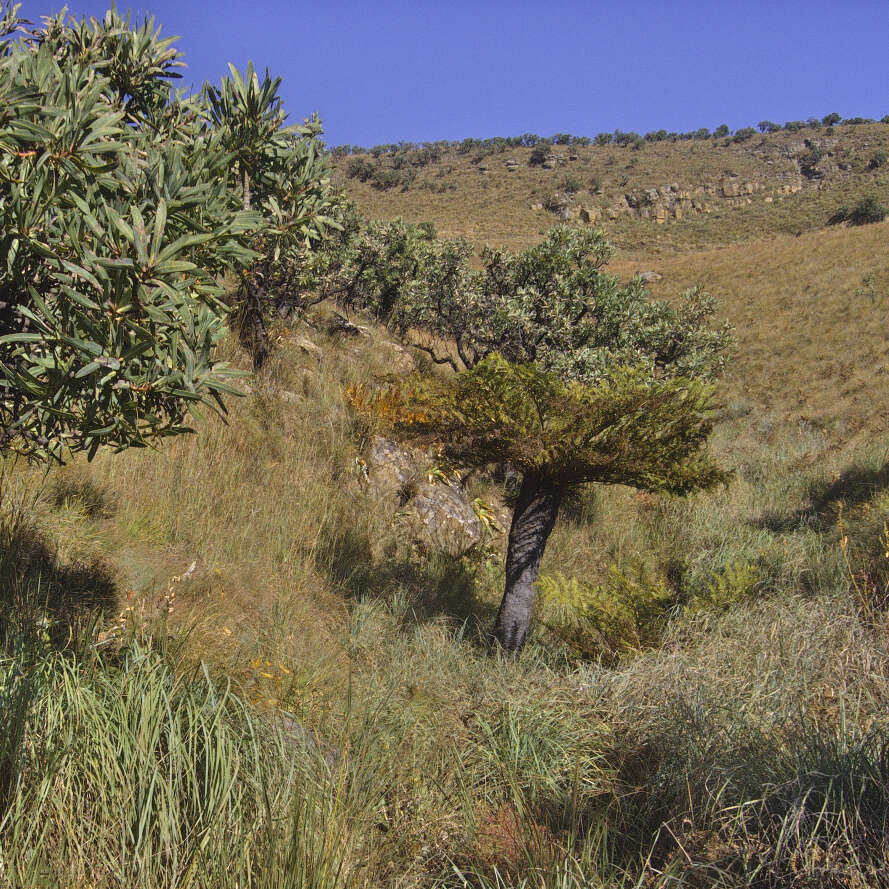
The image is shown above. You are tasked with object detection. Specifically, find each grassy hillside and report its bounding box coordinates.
[335,125,889,443]
[331,123,889,251]
[4,123,889,886]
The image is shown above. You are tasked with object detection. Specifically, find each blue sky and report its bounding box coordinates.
[16,0,889,147]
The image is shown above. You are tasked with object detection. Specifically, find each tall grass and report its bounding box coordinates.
[2,313,889,886]
[0,634,401,889]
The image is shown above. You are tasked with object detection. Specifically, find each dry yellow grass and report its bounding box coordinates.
[333,123,889,251]
[336,126,889,443]
[6,123,889,889]
[613,221,889,441]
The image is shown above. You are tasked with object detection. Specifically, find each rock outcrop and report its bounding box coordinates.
[367,436,484,555]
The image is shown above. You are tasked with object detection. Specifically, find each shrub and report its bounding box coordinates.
[758,120,781,133]
[828,205,851,226]
[687,560,762,614]
[713,123,729,138]
[848,195,888,225]
[538,565,676,661]
[869,151,888,169]
[559,175,582,194]
[829,196,888,226]
[529,144,552,166]
[799,139,826,178]
[732,126,757,142]
[822,112,841,126]
[346,156,378,182]
[594,132,612,145]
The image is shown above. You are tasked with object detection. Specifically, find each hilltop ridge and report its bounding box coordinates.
[331,121,889,250]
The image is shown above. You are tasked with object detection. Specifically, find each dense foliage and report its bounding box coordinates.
[347,222,731,649]
[354,354,727,494]
[206,62,334,366]
[334,222,731,383]
[0,4,331,458]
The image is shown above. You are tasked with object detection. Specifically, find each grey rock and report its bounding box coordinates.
[410,482,482,555]
[294,335,323,360]
[367,436,484,554]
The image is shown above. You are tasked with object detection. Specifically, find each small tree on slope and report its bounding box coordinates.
[348,226,732,651]
[206,62,335,368]
[0,6,256,460]
[351,356,729,651]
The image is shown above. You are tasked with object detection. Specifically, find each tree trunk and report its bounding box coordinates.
[240,272,269,370]
[492,472,563,652]
[240,160,251,211]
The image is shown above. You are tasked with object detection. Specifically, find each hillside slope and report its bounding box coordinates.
[332,123,889,251]
[334,124,889,441]
[5,123,889,887]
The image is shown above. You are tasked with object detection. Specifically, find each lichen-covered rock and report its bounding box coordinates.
[367,436,483,554]
[410,482,482,555]
[369,435,418,499]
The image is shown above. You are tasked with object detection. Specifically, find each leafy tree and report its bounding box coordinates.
[353,356,728,651]
[205,63,334,367]
[348,226,732,651]
[381,227,731,382]
[0,4,258,461]
[713,124,729,138]
[758,120,780,133]
[822,112,841,127]
[613,130,641,146]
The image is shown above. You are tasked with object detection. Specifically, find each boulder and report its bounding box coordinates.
[325,312,369,337]
[385,341,415,374]
[368,436,418,499]
[294,335,323,360]
[366,437,485,555]
[637,271,663,283]
[410,482,482,555]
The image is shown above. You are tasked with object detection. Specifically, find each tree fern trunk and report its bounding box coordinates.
[492,472,562,651]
